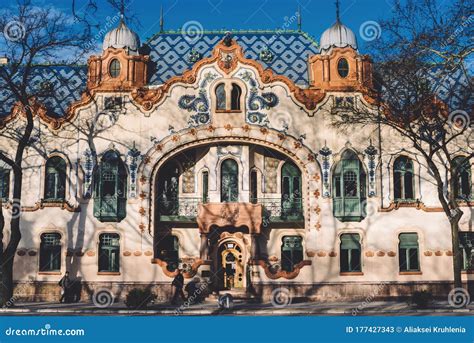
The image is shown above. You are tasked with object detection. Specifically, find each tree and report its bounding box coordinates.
[331,0,473,291]
[0,0,94,306]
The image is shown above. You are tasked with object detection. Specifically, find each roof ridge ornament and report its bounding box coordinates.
[335,0,341,23]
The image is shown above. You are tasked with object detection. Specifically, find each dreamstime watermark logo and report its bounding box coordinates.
[92,288,114,308]
[3,20,26,42]
[352,281,387,315]
[447,287,470,308]
[274,111,292,132]
[174,281,209,315]
[361,199,377,218]
[271,287,292,308]
[359,21,381,42]
[448,110,471,131]
[181,21,204,44]
[10,198,22,219]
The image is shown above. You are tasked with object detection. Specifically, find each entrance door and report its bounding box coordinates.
[220,242,244,289]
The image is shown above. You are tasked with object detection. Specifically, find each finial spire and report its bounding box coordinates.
[120,0,125,23]
[335,0,340,22]
[297,6,302,31]
[160,5,164,33]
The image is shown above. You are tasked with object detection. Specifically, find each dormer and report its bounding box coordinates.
[87,18,149,91]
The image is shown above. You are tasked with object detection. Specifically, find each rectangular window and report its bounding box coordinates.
[460,232,474,271]
[99,234,120,272]
[399,233,420,272]
[0,169,10,200]
[39,233,61,272]
[340,234,361,272]
[281,236,303,272]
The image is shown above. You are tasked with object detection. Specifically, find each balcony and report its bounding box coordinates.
[257,198,304,222]
[157,197,304,224]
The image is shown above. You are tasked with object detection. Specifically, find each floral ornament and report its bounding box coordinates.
[126,144,142,198]
[364,141,378,197]
[80,148,96,198]
[318,144,332,198]
[259,46,274,63]
[187,49,202,63]
[179,72,218,127]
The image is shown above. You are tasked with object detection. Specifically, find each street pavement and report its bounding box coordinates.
[0,299,473,316]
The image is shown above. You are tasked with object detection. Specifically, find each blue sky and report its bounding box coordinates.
[2,0,458,51]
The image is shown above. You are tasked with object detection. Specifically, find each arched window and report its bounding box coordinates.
[337,58,349,78]
[230,83,241,110]
[39,233,61,272]
[453,156,472,200]
[0,164,10,200]
[393,156,415,201]
[202,171,209,203]
[157,235,180,272]
[281,236,303,272]
[157,161,180,216]
[398,233,420,272]
[333,150,366,221]
[340,233,361,273]
[109,59,121,78]
[281,162,303,218]
[93,150,127,222]
[221,159,238,202]
[215,83,226,111]
[98,233,120,272]
[250,169,258,204]
[44,156,67,201]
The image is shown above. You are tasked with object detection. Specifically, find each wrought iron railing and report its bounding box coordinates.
[157,197,207,219]
[258,198,303,221]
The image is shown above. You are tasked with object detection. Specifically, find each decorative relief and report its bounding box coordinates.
[264,156,279,193]
[318,144,332,197]
[182,160,195,193]
[80,148,96,198]
[259,46,274,63]
[126,144,142,198]
[178,72,217,127]
[238,70,279,125]
[364,142,378,197]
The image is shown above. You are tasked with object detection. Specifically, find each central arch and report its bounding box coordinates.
[138,125,323,236]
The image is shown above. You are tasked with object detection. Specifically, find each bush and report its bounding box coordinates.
[411,290,433,308]
[125,288,157,309]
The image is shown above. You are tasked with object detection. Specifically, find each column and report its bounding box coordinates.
[200,233,209,260]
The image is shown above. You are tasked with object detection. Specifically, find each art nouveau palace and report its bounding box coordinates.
[0,13,472,302]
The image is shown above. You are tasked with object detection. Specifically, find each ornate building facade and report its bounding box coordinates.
[0,12,472,302]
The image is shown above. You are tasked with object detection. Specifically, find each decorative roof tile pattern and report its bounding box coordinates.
[146,31,320,86]
[0,65,87,118]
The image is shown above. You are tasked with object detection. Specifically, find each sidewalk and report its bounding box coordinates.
[0,300,473,316]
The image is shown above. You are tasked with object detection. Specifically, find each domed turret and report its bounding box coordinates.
[319,21,358,54]
[103,18,140,53]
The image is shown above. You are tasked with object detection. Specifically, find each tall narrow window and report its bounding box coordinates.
[281,162,302,218]
[93,151,127,222]
[399,233,420,272]
[39,233,61,272]
[0,165,10,200]
[215,83,226,111]
[157,235,180,271]
[394,156,415,201]
[281,236,303,272]
[157,161,180,216]
[453,156,472,200]
[44,156,67,201]
[202,171,209,203]
[460,232,474,271]
[230,83,241,110]
[250,170,258,204]
[221,159,239,202]
[333,150,367,221]
[98,233,120,272]
[340,233,361,273]
[337,58,349,78]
